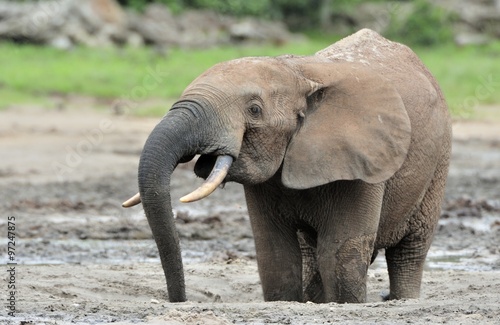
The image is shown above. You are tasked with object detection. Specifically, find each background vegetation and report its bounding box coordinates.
[118,0,456,46]
[119,0,349,20]
[2,38,499,117]
[2,0,499,119]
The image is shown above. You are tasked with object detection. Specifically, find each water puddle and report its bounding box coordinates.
[6,211,498,272]
[12,237,251,266]
[14,239,160,265]
[12,236,498,273]
[426,249,498,271]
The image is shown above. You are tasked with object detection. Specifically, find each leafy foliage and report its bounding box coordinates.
[6,1,469,47]
[117,0,374,23]
[118,0,276,16]
[385,0,456,46]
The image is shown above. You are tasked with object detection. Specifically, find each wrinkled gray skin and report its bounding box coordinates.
[134,29,451,303]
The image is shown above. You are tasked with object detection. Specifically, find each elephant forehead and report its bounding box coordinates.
[185,60,295,98]
[210,58,289,82]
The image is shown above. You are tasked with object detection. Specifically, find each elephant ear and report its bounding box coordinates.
[282,62,411,189]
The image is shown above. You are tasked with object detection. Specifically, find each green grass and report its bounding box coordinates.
[0,39,333,114]
[0,87,48,108]
[415,43,500,118]
[1,39,499,118]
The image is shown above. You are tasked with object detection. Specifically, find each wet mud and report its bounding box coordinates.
[0,108,498,324]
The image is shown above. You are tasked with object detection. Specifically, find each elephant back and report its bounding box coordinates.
[316,29,448,124]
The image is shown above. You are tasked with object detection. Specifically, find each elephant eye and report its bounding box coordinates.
[248,104,262,117]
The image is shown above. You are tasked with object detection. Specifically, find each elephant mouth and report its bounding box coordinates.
[179,154,233,203]
[194,154,218,179]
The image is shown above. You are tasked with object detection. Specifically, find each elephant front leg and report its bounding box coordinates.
[245,186,303,302]
[251,220,303,301]
[298,229,325,303]
[317,233,376,303]
[316,181,384,303]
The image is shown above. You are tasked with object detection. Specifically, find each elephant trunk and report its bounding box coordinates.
[137,100,233,302]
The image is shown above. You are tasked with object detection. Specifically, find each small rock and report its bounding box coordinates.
[455,32,492,46]
[49,35,73,50]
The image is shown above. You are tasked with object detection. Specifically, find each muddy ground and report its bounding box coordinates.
[0,104,499,324]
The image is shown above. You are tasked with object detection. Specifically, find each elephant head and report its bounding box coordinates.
[123,55,411,302]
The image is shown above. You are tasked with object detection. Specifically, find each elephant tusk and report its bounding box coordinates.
[122,192,141,208]
[180,155,233,203]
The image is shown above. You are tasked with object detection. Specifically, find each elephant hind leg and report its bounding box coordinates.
[298,229,324,302]
[386,152,450,300]
[385,233,429,300]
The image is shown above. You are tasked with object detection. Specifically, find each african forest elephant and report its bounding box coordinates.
[123,29,451,303]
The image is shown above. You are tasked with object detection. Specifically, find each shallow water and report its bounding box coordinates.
[12,212,499,272]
